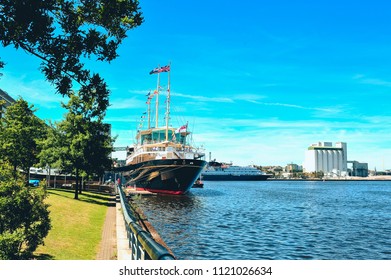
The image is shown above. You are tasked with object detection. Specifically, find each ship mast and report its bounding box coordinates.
[147,92,151,129]
[165,64,171,142]
[155,70,160,128]
[148,64,170,131]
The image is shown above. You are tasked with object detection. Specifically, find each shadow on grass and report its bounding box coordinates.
[47,188,116,207]
[33,253,55,260]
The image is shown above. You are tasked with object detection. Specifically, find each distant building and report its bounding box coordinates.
[348,161,368,177]
[112,146,127,167]
[0,89,16,118]
[286,163,302,172]
[303,142,347,175]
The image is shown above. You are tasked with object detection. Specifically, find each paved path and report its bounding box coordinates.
[96,194,131,260]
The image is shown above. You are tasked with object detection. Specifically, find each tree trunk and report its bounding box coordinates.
[78,176,83,194]
[46,167,50,190]
[74,168,79,199]
[13,164,18,180]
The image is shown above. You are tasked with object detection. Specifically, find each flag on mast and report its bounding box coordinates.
[160,65,170,72]
[175,124,187,133]
[149,65,171,75]
[149,67,160,75]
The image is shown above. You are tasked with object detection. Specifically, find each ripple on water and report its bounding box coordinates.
[133,181,391,260]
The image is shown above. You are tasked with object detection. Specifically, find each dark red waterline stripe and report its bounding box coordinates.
[135,187,185,195]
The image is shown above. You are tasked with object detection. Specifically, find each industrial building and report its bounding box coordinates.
[303,142,347,175]
[347,161,369,177]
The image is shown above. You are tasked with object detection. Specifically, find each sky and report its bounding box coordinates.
[1,0,391,170]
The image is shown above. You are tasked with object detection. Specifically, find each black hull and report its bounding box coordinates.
[201,174,271,181]
[118,159,207,195]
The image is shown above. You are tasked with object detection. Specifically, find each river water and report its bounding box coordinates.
[132,180,391,260]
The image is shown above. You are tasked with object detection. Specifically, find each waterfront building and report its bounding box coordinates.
[303,142,347,175]
[0,88,16,118]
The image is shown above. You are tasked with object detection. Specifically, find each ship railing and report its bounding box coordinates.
[117,185,176,260]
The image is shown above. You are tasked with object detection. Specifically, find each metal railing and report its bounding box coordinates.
[117,185,176,260]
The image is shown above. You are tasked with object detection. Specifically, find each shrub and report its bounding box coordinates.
[0,164,51,259]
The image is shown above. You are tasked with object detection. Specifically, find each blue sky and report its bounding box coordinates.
[1,0,391,170]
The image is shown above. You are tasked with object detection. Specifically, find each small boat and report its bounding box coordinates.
[192,178,204,188]
[115,65,207,195]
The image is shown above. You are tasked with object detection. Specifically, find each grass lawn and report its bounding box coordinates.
[34,189,113,260]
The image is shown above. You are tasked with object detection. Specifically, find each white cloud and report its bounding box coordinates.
[1,71,64,108]
[109,97,146,109]
[106,87,391,170]
[189,115,391,169]
[353,74,391,87]
[172,91,234,103]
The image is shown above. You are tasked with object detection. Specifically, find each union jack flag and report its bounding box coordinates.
[149,65,171,75]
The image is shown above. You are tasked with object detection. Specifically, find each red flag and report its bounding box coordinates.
[175,124,187,133]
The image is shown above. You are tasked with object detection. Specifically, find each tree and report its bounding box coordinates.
[58,106,86,199]
[36,121,67,188]
[0,0,143,100]
[84,121,114,182]
[0,98,46,179]
[59,93,114,199]
[0,60,3,76]
[0,163,51,260]
[1,0,140,197]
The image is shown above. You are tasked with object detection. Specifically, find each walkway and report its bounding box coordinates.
[96,194,131,260]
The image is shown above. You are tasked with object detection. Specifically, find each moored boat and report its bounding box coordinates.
[202,161,271,181]
[116,65,206,194]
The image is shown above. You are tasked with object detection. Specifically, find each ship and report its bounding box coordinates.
[201,160,271,181]
[115,65,206,195]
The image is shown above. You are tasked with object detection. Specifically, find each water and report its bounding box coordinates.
[131,180,391,260]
